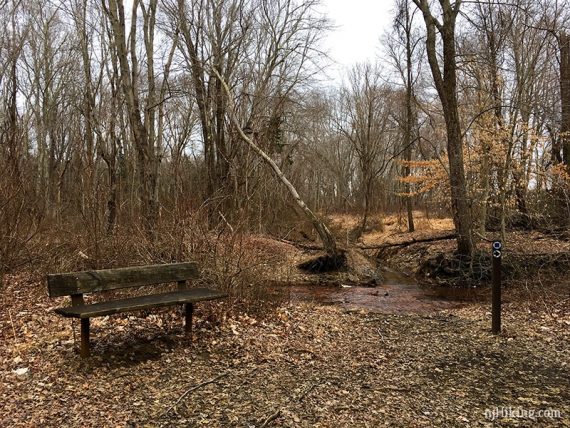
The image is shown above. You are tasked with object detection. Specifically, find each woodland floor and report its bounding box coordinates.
[1,213,569,427]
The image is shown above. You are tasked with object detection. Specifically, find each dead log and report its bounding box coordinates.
[276,238,323,251]
[357,231,457,251]
[212,68,341,258]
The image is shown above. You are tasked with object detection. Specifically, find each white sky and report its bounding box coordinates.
[320,0,396,82]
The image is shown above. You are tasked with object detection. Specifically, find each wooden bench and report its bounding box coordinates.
[47,262,227,358]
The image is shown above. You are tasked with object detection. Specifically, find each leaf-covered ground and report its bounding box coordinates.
[1,273,568,427]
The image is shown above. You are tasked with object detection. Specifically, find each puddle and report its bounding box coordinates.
[273,268,488,314]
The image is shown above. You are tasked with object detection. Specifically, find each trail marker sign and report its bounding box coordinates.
[492,241,502,334]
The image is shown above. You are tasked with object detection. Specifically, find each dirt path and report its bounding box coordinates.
[1,274,568,427]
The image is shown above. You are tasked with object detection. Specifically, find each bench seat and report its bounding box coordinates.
[54,288,228,319]
[47,262,227,357]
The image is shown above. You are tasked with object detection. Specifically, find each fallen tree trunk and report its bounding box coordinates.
[212,68,341,260]
[277,231,457,252]
[357,231,457,250]
[276,238,324,251]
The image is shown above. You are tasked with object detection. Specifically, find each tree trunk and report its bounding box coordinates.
[214,69,339,256]
[560,32,570,169]
[105,0,158,235]
[358,177,372,237]
[404,4,415,233]
[413,0,473,256]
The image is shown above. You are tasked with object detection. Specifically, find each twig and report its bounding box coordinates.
[297,382,320,402]
[218,210,234,233]
[260,408,281,427]
[8,309,20,352]
[377,386,412,393]
[377,328,387,345]
[159,373,228,418]
[286,347,318,359]
[258,378,320,427]
[474,231,494,242]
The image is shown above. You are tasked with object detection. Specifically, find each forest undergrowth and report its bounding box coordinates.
[1,212,569,427]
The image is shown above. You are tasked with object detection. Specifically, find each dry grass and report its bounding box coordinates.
[326,211,454,247]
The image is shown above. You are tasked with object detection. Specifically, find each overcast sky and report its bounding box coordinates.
[320,0,396,82]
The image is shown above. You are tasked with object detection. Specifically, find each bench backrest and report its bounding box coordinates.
[47,262,200,297]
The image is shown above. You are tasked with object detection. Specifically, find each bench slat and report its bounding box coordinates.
[54,288,227,318]
[47,262,200,297]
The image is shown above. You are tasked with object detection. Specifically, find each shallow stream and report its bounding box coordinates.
[274,268,488,314]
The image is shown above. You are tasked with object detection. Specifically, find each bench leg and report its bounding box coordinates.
[80,318,90,358]
[184,303,194,338]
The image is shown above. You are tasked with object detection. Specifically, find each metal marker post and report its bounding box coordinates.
[492,241,502,334]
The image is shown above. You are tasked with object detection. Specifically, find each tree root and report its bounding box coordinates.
[297,250,348,273]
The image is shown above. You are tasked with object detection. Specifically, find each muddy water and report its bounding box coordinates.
[274,268,488,314]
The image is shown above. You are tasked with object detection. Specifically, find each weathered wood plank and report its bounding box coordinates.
[54,288,227,318]
[47,262,200,297]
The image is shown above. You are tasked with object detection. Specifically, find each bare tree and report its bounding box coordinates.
[168,0,252,218]
[338,63,395,239]
[169,0,328,225]
[412,0,474,256]
[387,0,424,232]
[560,32,570,169]
[103,0,176,235]
[214,69,340,258]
